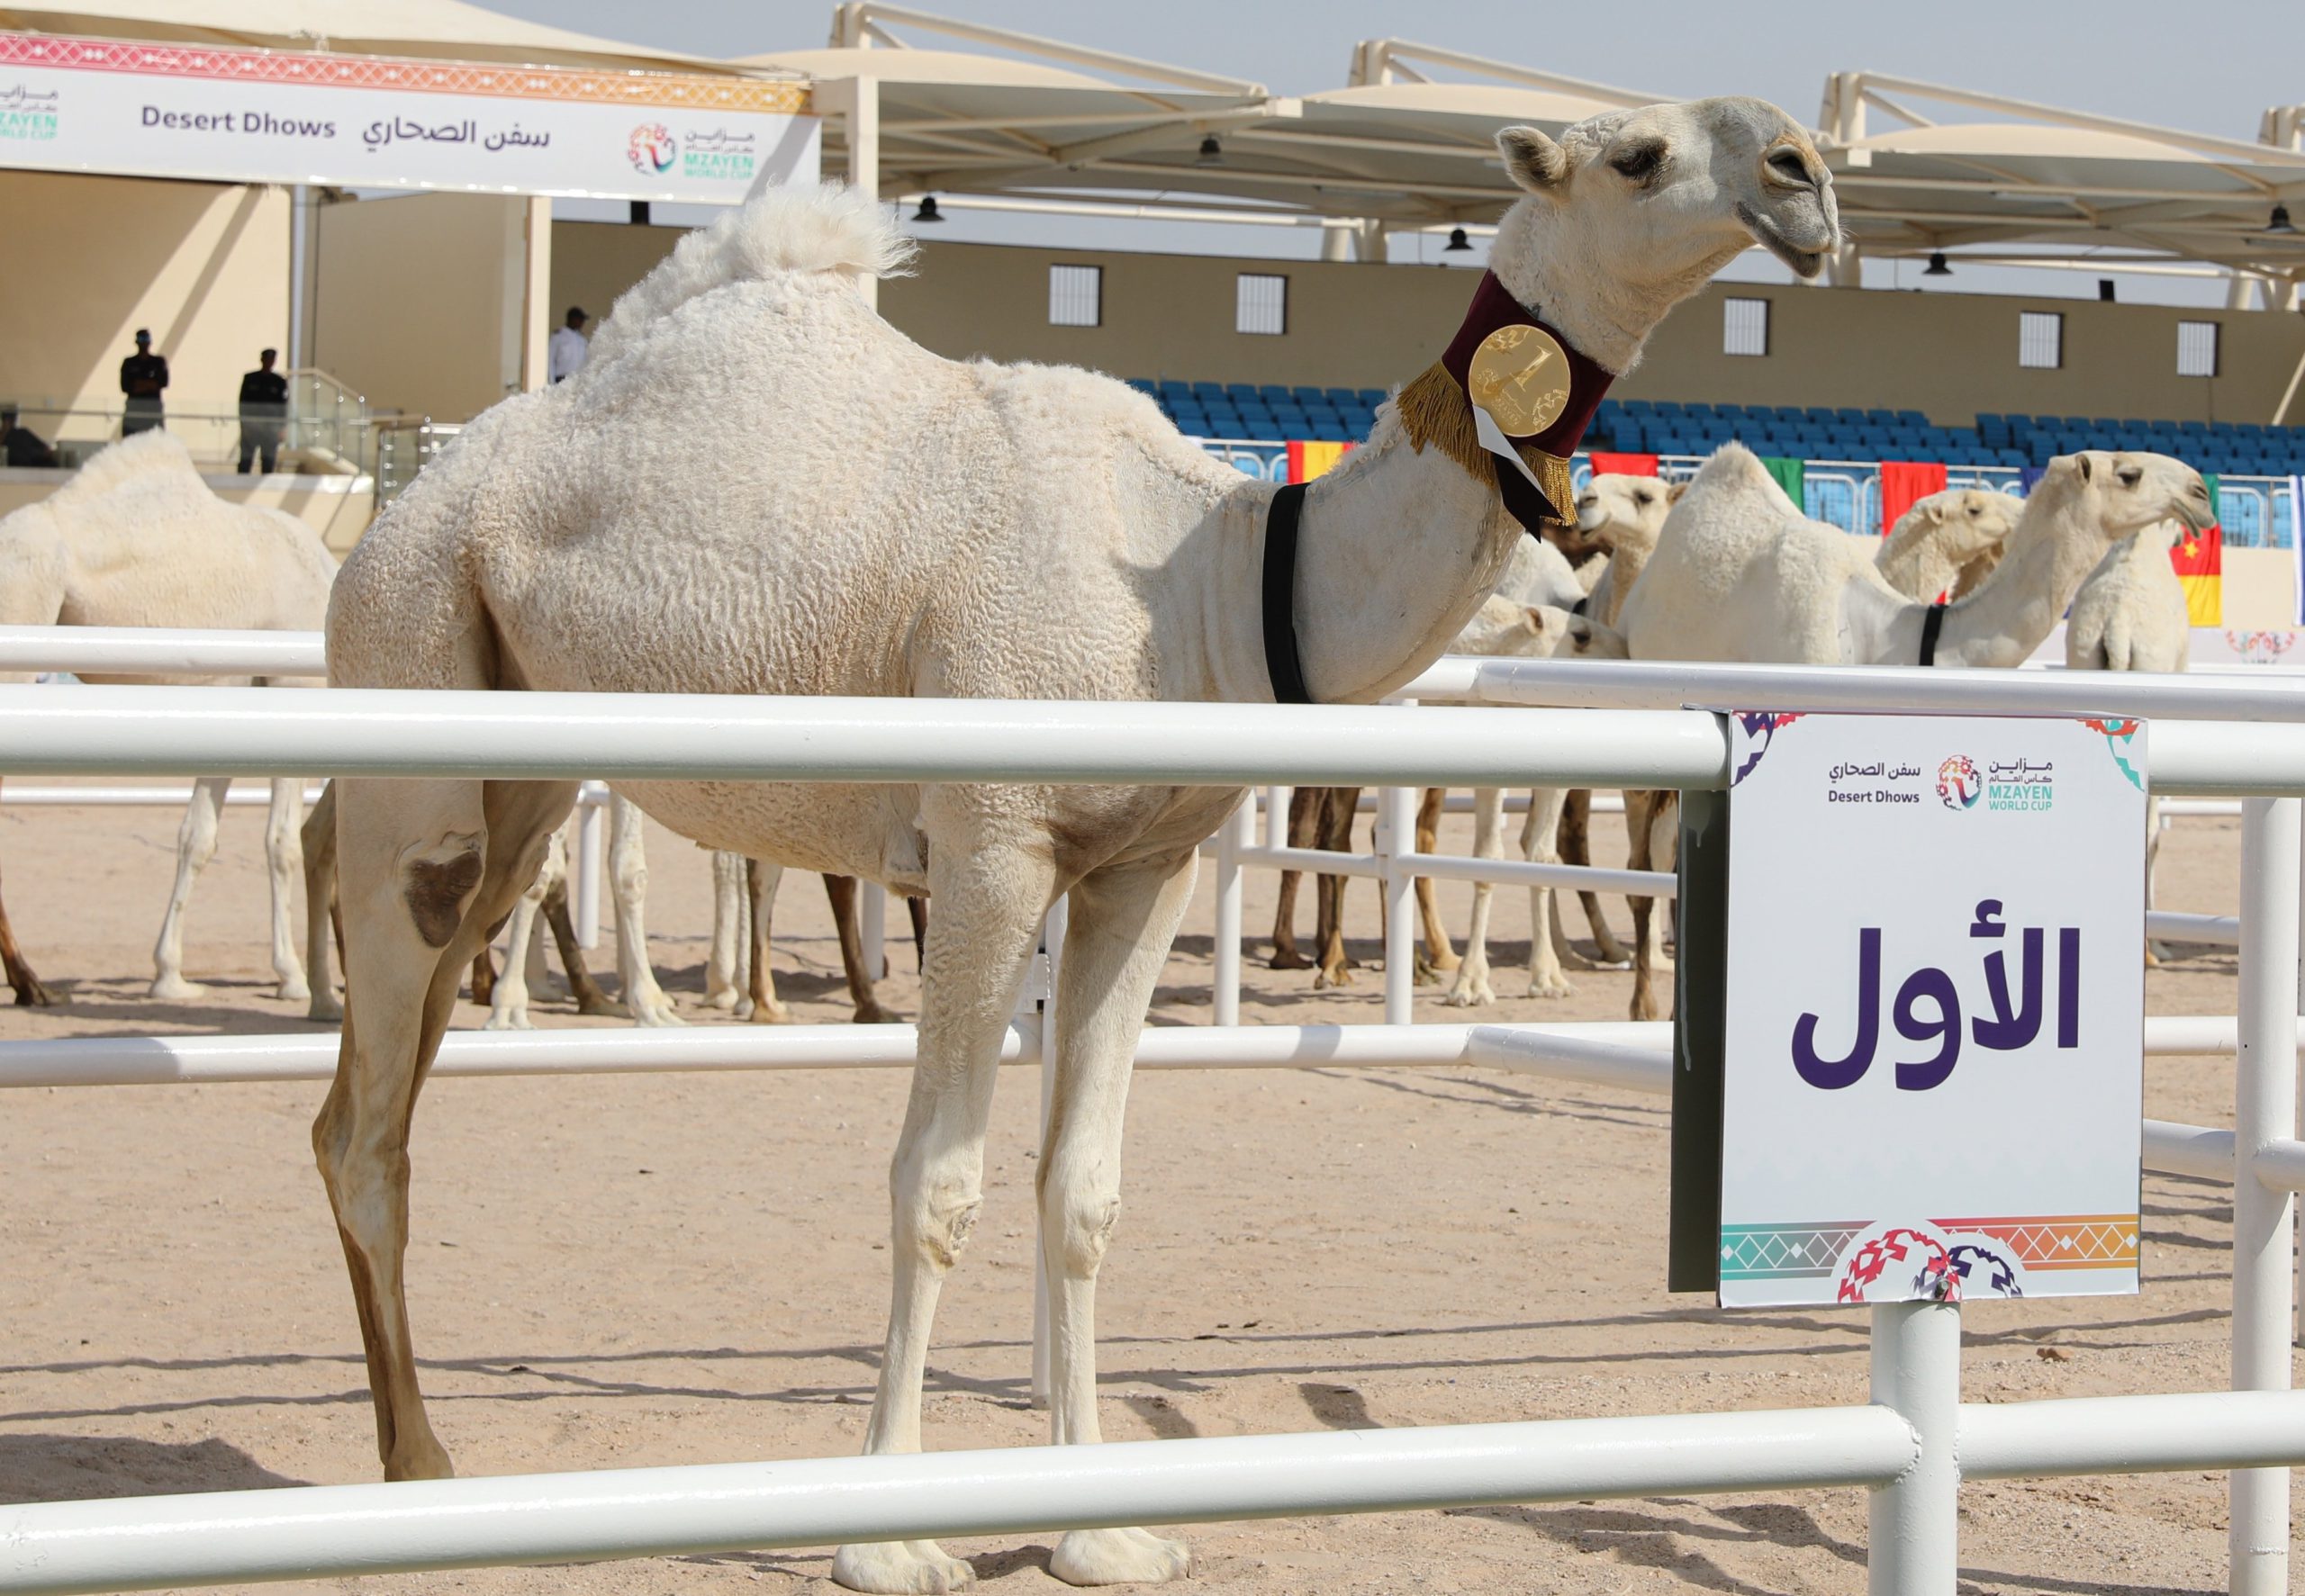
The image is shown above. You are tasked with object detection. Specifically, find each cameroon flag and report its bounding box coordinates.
[2171,473,2221,626]
[1287,439,1353,482]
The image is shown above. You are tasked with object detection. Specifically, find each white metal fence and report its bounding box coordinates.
[0,636,2300,1593]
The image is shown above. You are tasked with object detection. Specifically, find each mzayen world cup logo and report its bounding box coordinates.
[628,122,675,175]
[1937,755,1981,810]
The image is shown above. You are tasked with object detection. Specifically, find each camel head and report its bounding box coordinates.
[1575,473,1684,554]
[1489,98,1839,345]
[1900,488,2020,565]
[2050,451,2217,540]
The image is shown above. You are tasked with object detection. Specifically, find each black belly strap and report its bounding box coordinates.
[1919,602,1948,667]
[1262,482,1315,705]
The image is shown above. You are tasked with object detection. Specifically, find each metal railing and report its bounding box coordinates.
[0,647,2301,1593]
[373,418,463,502]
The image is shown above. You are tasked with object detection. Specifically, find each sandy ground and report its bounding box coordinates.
[0,789,2282,1595]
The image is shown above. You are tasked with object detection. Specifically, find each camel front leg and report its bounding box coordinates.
[1559,789,1628,968]
[1312,787,1360,989]
[267,778,312,1003]
[481,869,547,1032]
[149,775,230,999]
[1520,787,1574,999]
[705,851,750,1011]
[1268,787,1317,969]
[832,834,1054,1596]
[1444,789,1505,1007]
[0,837,58,1005]
[302,781,342,1021]
[1625,791,1677,1022]
[607,794,681,1026]
[1413,787,1458,980]
[745,859,790,1023]
[1036,852,1198,1588]
[2144,796,2171,966]
[316,775,574,1481]
[827,874,899,1023]
[542,885,621,1016]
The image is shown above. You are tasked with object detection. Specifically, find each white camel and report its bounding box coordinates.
[2067,520,2191,960]
[478,795,675,1029]
[315,104,1838,1592]
[1614,442,2213,1019]
[0,429,335,1009]
[1874,486,2020,601]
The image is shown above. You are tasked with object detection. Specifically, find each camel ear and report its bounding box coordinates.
[1665,480,1689,505]
[1498,126,1569,194]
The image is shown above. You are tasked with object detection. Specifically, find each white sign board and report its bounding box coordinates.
[0,32,818,203]
[1717,712,2146,1308]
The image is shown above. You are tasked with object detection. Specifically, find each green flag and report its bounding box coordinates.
[1761,455,1806,510]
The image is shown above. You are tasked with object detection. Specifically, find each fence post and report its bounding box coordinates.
[860,883,887,981]
[573,786,605,951]
[1867,1299,1960,1596]
[1378,774,1415,1025]
[1213,798,1248,1027]
[2232,796,2300,1596]
[1030,893,1068,1410]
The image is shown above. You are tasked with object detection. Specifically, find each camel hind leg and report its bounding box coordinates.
[267,778,312,1003]
[746,859,791,1023]
[149,775,231,1000]
[1558,789,1627,968]
[316,773,575,1480]
[302,781,342,1021]
[0,812,58,1005]
[608,795,681,1025]
[827,874,899,1023]
[1268,787,1316,969]
[1443,789,1506,1007]
[1413,787,1458,981]
[705,851,751,1011]
[1519,787,1575,999]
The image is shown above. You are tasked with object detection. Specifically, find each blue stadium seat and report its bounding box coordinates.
[1288,386,1322,406]
[1256,383,1290,404]
[1620,398,1654,415]
[1191,381,1225,401]
[1357,388,1388,407]
[1225,383,1258,402]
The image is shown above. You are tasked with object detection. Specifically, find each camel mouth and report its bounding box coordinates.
[1736,202,1833,280]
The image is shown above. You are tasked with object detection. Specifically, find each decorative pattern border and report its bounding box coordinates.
[1721,1213,2137,1279]
[0,32,810,115]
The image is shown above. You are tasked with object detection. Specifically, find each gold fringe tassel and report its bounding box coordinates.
[1395,360,1574,526]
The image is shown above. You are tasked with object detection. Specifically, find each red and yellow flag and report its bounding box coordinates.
[2171,523,2222,627]
[1286,439,1353,482]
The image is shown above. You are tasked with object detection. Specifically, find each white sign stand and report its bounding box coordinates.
[1716,712,2147,1309]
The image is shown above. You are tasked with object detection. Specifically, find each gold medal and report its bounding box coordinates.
[1467,323,1571,438]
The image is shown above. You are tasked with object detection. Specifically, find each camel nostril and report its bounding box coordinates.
[1766,148,1813,188]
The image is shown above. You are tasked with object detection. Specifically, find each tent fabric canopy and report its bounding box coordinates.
[0,0,740,72]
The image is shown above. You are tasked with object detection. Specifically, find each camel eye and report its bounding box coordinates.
[1635,490,1654,505]
[2118,466,2142,488]
[1612,141,1664,182]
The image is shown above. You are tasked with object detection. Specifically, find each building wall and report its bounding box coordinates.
[549,224,2305,428]
[312,192,539,423]
[0,170,289,450]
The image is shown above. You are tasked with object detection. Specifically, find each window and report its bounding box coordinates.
[1048,264,1101,328]
[1722,297,1769,357]
[2177,320,2219,378]
[1236,273,1288,336]
[2018,311,2063,370]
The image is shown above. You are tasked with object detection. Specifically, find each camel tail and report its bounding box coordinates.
[590,183,917,364]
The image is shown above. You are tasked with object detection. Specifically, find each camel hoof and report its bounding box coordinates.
[1050,1527,1190,1587]
[147,974,208,1001]
[627,996,684,1028]
[13,978,60,1007]
[1592,937,1632,966]
[383,1438,456,1483]
[746,1001,793,1025]
[1442,968,1495,1008]
[576,994,626,1019]
[1268,948,1313,971]
[1425,949,1461,974]
[1313,965,1354,991]
[306,991,343,1023]
[703,987,742,1012]
[275,977,312,1004]
[481,1011,533,1032]
[1528,972,1576,1000]
[853,1003,903,1025]
[832,1539,975,1593]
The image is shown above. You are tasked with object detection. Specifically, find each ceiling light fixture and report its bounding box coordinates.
[1922,250,1952,276]
[1194,135,1224,168]
[1443,226,1472,253]
[911,195,945,223]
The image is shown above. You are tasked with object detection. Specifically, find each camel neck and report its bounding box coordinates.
[1935,475,2102,668]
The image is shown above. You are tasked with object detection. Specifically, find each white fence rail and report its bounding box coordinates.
[2,633,2301,1594]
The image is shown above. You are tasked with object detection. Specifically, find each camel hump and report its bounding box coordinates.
[590,182,916,365]
[49,428,201,507]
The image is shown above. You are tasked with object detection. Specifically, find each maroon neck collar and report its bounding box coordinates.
[1438,271,1613,459]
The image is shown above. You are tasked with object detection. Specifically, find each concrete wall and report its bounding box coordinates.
[548,224,2305,428]
[0,171,289,450]
[312,192,544,424]
[0,469,375,555]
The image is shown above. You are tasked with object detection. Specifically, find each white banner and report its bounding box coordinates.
[0,32,817,203]
[1718,712,2146,1309]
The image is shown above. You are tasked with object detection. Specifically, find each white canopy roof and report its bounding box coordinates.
[0,0,738,72]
